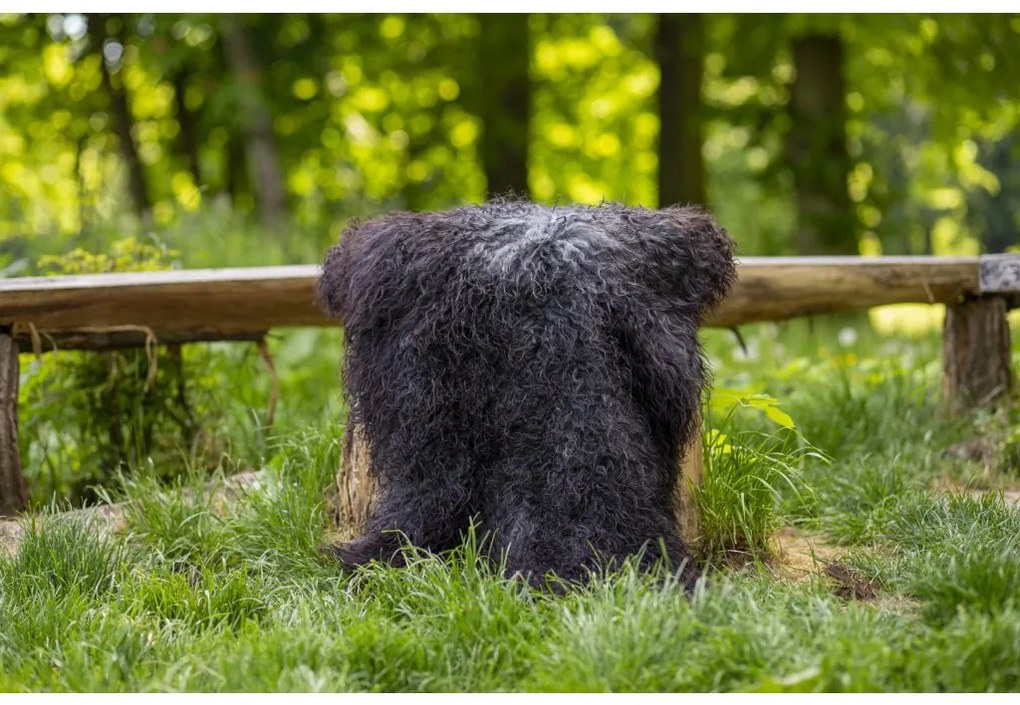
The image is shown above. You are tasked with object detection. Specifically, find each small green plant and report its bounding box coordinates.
[695,389,820,563]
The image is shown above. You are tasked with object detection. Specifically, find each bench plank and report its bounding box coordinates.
[0,257,985,338]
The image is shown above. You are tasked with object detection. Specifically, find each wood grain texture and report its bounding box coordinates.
[942,296,1014,413]
[0,266,322,334]
[336,426,375,537]
[711,256,981,327]
[676,414,704,551]
[0,330,27,516]
[0,258,988,344]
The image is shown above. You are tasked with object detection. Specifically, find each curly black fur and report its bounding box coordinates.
[317,201,736,589]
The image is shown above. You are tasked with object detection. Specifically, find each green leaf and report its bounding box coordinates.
[763,405,796,429]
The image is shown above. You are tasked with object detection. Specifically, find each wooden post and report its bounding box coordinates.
[336,423,375,536]
[0,327,27,516]
[942,295,1014,413]
[676,414,704,551]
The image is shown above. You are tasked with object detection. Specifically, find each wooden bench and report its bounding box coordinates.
[1,255,1017,517]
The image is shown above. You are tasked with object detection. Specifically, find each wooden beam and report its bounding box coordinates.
[980,254,1020,294]
[0,266,323,334]
[0,257,987,337]
[0,327,27,517]
[711,256,980,327]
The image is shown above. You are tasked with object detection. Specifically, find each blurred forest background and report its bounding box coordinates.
[1,12,1018,275]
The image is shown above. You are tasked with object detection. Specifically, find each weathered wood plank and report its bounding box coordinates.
[711,256,981,327]
[0,257,988,338]
[0,266,323,334]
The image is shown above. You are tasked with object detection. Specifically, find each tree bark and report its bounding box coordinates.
[657,13,706,208]
[220,16,288,227]
[171,71,203,187]
[786,34,856,255]
[478,14,531,198]
[89,14,151,220]
[0,328,27,517]
[942,296,1014,413]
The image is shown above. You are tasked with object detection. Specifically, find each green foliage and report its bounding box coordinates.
[2,13,1017,262]
[121,566,268,631]
[910,544,1020,626]
[37,236,178,273]
[19,237,227,505]
[696,391,819,562]
[2,320,1020,691]
[1,516,124,602]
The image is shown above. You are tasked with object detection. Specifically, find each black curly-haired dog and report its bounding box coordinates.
[317,201,736,588]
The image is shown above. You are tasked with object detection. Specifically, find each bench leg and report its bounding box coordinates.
[942,295,1014,414]
[0,327,27,516]
[676,412,704,552]
[336,423,376,535]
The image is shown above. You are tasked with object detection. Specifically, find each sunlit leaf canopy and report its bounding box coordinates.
[0,12,1017,271]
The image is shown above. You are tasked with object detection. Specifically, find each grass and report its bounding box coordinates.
[2,314,1019,692]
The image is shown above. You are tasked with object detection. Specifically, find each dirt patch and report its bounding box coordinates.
[767,527,885,601]
[824,562,880,601]
[769,527,842,582]
[942,439,1000,469]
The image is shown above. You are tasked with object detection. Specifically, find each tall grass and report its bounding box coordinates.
[2,308,1019,691]
[695,424,817,562]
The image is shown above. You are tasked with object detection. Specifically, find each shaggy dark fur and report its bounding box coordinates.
[317,201,736,588]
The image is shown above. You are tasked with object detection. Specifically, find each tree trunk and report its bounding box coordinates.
[225,133,248,205]
[75,134,90,235]
[220,16,288,227]
[656,13,706,208]
[942,296,1014,413]
[89,14,151,220]
[976,137,1016,255]
[0,328,27,517]
[478,14,531,198]
[786,34,855,255]
[171,71,203,187]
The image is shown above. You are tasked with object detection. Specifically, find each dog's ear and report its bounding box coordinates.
[632,206,737,319]
[316,221,361,322]
[317,218,394,323]
[316,212,425,325]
